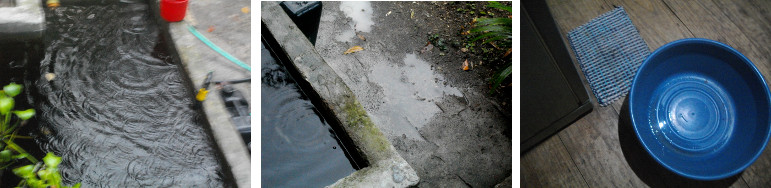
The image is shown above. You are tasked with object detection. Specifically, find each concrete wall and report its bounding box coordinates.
[0,0,44,43]
[262,2,419,187]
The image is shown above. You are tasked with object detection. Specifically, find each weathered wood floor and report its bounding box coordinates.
[522,0,771,187]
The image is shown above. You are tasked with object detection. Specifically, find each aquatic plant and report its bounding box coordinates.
[0,83,37,165]
[0,83,79,188]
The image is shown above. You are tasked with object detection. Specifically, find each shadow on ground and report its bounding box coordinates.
[618,97,742,188]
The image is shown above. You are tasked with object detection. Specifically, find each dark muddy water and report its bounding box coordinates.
[261,40,356,187]
[17,2,232,187]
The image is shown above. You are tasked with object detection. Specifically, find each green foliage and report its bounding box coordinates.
[486,1,512,12]
[467,2,512,93]
[14,153,80,188]
[469,18,511,47]
[490,63,512,94]
[428,34,448,51]
[0,83,79,188]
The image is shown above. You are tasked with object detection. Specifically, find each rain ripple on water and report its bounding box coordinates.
[31,3,231,187]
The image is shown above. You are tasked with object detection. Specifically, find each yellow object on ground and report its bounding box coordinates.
[46,0,60,8]
[344,46,363,54]
[196,88,209,101]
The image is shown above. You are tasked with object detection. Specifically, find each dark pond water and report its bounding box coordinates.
[261,40,357,187]
[8,1,233,187]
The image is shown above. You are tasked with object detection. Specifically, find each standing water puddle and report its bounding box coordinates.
[18,2,232,187]
[370,53,462,140]
[332,1,374,42]
[261,39,358,186]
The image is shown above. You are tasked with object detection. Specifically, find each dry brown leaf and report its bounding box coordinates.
[357,33,366,41]
[207,26,215,33]
[241,7,250,14]
[344,46,364,54]
[504,48,511,57]
[462,59,470,71]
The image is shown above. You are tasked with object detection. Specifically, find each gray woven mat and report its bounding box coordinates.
[567,7,650,106]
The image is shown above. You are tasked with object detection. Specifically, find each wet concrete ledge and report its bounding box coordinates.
[0,0,44,43]
[262,1,419,187]
[150,0,251,187]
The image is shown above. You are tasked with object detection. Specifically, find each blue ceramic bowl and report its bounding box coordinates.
[630,38,771,180]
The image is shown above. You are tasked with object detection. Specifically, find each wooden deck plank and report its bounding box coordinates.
[711,0,771,69]
[603,0,694,50]
[521,135,588,187]
[544,0,651,186]
[557,105,650,187]
[662,0,771,81]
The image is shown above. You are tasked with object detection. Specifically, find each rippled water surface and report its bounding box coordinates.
[27,2,232,187]
[261,41,356,187]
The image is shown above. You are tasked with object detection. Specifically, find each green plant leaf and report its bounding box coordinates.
[470,25,511,33]
[490,63,512,94]
[13,164,35,178]
[73,182,82,188]
[43,152,61,169]
[37,169,51,180]
[487,1,512,12]
[475,17,511,26]
[13,109,35,121]
[0,97,13,115]
[14,152,29,160]
[3,83,21,98]
[470,32,510,42]
[0,149,11,162]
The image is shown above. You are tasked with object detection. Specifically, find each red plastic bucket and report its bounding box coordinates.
[160,0,188,22]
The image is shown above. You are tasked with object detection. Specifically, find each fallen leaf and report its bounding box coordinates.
[386,11,392,16]
[45,73,55,81]
[241,7,250,14]
[503,48,512,57]
[462,59,470,71]
[461,48,468,52]
[410,9,415,19]
[420,42,434,53]
[357,33,366,41]
[207,26,215,32]
[344,46,364,54]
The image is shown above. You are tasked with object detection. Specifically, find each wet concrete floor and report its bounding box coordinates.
[315,2,511,187]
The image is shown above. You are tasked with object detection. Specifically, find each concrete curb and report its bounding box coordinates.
[0,0,45,43]
[151,0,251,187]
[262,1,419,187]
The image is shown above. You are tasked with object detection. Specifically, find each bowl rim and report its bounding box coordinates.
[629,38,771,180]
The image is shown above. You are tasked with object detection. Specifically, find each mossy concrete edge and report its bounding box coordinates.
[262,1,419,187]
[155,0,251,187]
